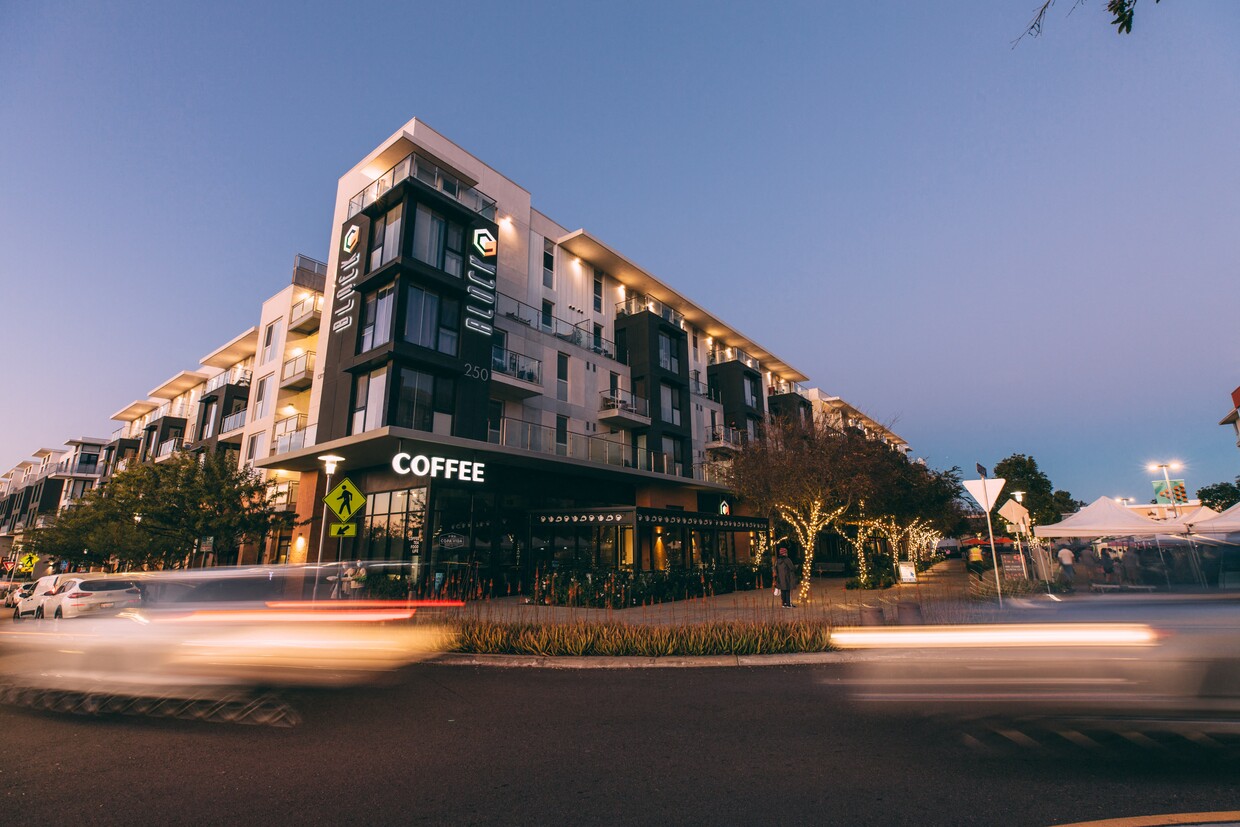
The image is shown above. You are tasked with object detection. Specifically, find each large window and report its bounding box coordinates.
[350,367,388,434]
[403,284,459,356]
[542,238,555,288]
[360,488,427,564]
[369,203,403,271]
[251,374,273,421]
[660,382,682,426]
[360,284,394,352]
[413,204,464,276]
[392,367,455,433]
[261,321,280,365]
[556,352,569,402]
[593,269,604,312]
[658,332,680,373]
[541,300,554,330]
[245,432,266,466]
[744,375,759,408]
[555,415,568,456]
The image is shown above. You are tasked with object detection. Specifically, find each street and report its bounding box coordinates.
[2,663,1238,826]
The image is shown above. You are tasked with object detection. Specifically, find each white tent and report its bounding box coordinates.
[1186,500,1240,534]
[1034,496,1162,539]
[1157,505,1218,534]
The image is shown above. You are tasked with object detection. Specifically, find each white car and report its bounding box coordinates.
[13,574,71,620]
[4,582,33,609]
[42,577,142,619]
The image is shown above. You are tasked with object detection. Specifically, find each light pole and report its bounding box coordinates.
[311,454,344,601]
[1147,462,1183,519]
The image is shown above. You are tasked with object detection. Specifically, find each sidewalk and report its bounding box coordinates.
[458,559,976,627]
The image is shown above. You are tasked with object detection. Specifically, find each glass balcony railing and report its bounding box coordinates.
[615,294,685,329]
[220,408,248,434]
[491,346,543,385]
[689,378,719,402]
[706,425,742,449]
[347,152,497,221]
[205,367,252,395]
[272,414,309,454]
[149,402,191,424]
[294,254,327,276]
[708,346,760,371]
[599,388,649,417]
[486,417,691,479]
[270,480,300,510]
[281,351,315,381]
[496,293,623,363]
[290,293,323,321]
[155,437,183,460]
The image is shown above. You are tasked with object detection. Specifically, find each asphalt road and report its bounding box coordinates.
[1,663,1238,826]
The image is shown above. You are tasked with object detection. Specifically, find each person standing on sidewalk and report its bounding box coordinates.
[1057,546,1076,590]
[775,547,796,608]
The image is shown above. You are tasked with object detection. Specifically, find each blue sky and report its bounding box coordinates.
[2,1,1237,502]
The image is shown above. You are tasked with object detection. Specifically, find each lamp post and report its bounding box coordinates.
[311,454,345,601]
[1147,462,1183,519]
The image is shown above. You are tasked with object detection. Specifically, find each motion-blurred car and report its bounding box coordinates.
[41,577,142,619]
[4,582,33,609]
[13,574,73,620]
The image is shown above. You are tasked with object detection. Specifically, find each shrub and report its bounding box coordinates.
[529,565,765,609]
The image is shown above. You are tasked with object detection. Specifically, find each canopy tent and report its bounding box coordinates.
[1034,496,1163,539]
[1187,499,1240,534]
[1157,505,1219,533]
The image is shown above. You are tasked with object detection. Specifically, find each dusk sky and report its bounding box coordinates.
[2,1,1238,504]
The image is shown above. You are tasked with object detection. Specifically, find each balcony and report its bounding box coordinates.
[289,292,324,334]
[347,151,497,221]
[488,417,689,479]
[496,293,623,363]
[204,367,252,397]
[220,408,248,435]
[490,347,543,399]
[615,294,685,330]
[709,346,760,372]
[147,402,191,426]
[280,351,315,391]
[272,415,310,454]
[52,458,100,477]
[705,425,742,453]
[155,437,183,461]
[270,480,300,511]
[689,378,720,403]
[598,389,652,429]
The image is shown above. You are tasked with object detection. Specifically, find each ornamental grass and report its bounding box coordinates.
[448,619,833,657]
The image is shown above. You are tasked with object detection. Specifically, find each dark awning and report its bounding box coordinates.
[532,506,767,533]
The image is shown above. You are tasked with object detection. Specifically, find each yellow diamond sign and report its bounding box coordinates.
[324,477,364,521]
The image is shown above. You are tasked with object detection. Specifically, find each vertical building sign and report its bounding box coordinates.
[331,216,370,336]
[315,214,370,444]
[465,228,497,336]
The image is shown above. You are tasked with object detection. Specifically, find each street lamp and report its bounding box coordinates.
[312,454,345,601]
[1147,461,1183,519]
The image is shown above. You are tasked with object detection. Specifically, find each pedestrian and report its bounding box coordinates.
[1100,548,1115,584]
[1121,547,1141,586]
[775,547,796,608]
[1057,546,1076,590]
[345,560,367,600]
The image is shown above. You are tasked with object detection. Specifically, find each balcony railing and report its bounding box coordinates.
[282,351,315,382]
[706,425,742,450]
[205,367,252,395]
[599,388,649,417]
[271,481,300,511]
[290,293,323,317]
[149,402,191,424]
[272,414,309,454]
[54,459,100,476]
[689,378,719,402]
[496,293,623,363]
[347,151,497,221]
[486,417,693,480]
[616,294,685,330]
[220,408,248,434]
[294,254,327,276]
[709,346,760,372]
[491,346,542,385]
[155,437,183,460]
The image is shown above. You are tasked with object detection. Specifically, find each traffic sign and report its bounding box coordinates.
[1,560,13,573]
[330,522,357,538]
[18,553,38,573]
[324,477,364,521]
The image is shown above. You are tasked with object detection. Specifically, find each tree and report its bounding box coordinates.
[991,454,1057,527]
[1050,489,1086,517]
[1197,477,1240,513]
[1020,0,1164,41]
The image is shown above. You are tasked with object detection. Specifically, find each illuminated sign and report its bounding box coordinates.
[472,228,497,257]
[342,224,360,254]
[331,217,368,335]
[464,227,497,337]
[391,453,486,482]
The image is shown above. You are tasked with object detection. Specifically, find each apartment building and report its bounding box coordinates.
[259,118,871,592]
[0,438,106,565]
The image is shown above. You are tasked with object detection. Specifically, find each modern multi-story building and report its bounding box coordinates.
[0,437,106,565]
[257,118,904,594]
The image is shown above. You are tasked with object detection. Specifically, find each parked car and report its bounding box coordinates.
[41,577,142,619]
[3,582,33,609]
[13,574,76,620]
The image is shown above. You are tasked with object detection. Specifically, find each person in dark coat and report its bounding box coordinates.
[775,547,796,608]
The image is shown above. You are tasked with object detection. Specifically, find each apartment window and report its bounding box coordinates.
[392,368,435,432]
[692,331,699,361]
[245,432,266,465]
[200,400,218,440]
[541,300,554,330]
[744,375,759,408]
[593,270,604,312]
[746,417,758,443]
[78,453,99,474]
[403,284,459,356]
[593,324,604,351]
[555,415,568,456]
[369,203,403,271]
[658,332,679,373]
[556,352,569,401]
[413,204,464,276]
[251,374,273,421]
[660,383,682,426]
[487,400,503,443]
[261,321,280,365]
[660,436,683,473]
[360,284,395,352]
[350,367,388,435]
[609,371,619,396]
[542,238,555,289]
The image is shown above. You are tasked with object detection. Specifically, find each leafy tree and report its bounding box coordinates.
[992,454,1058,527]
[1021,0,1163,41]
[1197,477,1240,512]
[1050,489,1086,517]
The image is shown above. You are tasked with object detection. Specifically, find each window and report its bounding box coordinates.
[555,415,568,456]
[660,383,682,426]
[692,331,699,361]
[593,324,604,351]
[487,400,503,443]
[392,368,434,432]
[403,284,459,355]
[542,238,555,288]
[200,400,217,440]
[593,270,604,312]
[360,284,395,352]
[557,352,569,402]
[245,433,266,465]
[350,367,388,434]
[541,300,554,330]
[658,332,679,373]
[744,375,759,408]
[251,374,273,421]
[261,321,280,365]
[746,417,758,443]
[609,371,619,396]
[412,204,463,276]
[369,204,403,271]
[660,436,683,473]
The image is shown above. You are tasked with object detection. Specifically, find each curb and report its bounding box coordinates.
[431,650,904,669]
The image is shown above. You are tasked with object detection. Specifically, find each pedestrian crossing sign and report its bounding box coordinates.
[18,553,38,573]
[324,477,364,521]
[330,522,357,538]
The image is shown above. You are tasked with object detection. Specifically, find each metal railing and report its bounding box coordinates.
[294,254,327,276]
[281,351,315,381]
[347,152,497,220]
[487,417,689,479]
[271,480,300,510]
[496,293,623,363]
[150,402,191,423]
[272,414,308,454]
[599,388,649,417]
[706,425,741,449]
[491,346,542,385]
[689,378,719,402]
[155,437,183,460]
[220,408,248,433]
[205,367,252,394]
[616,294,685,329]
[709,346,760,371]
[290,292,323,320]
